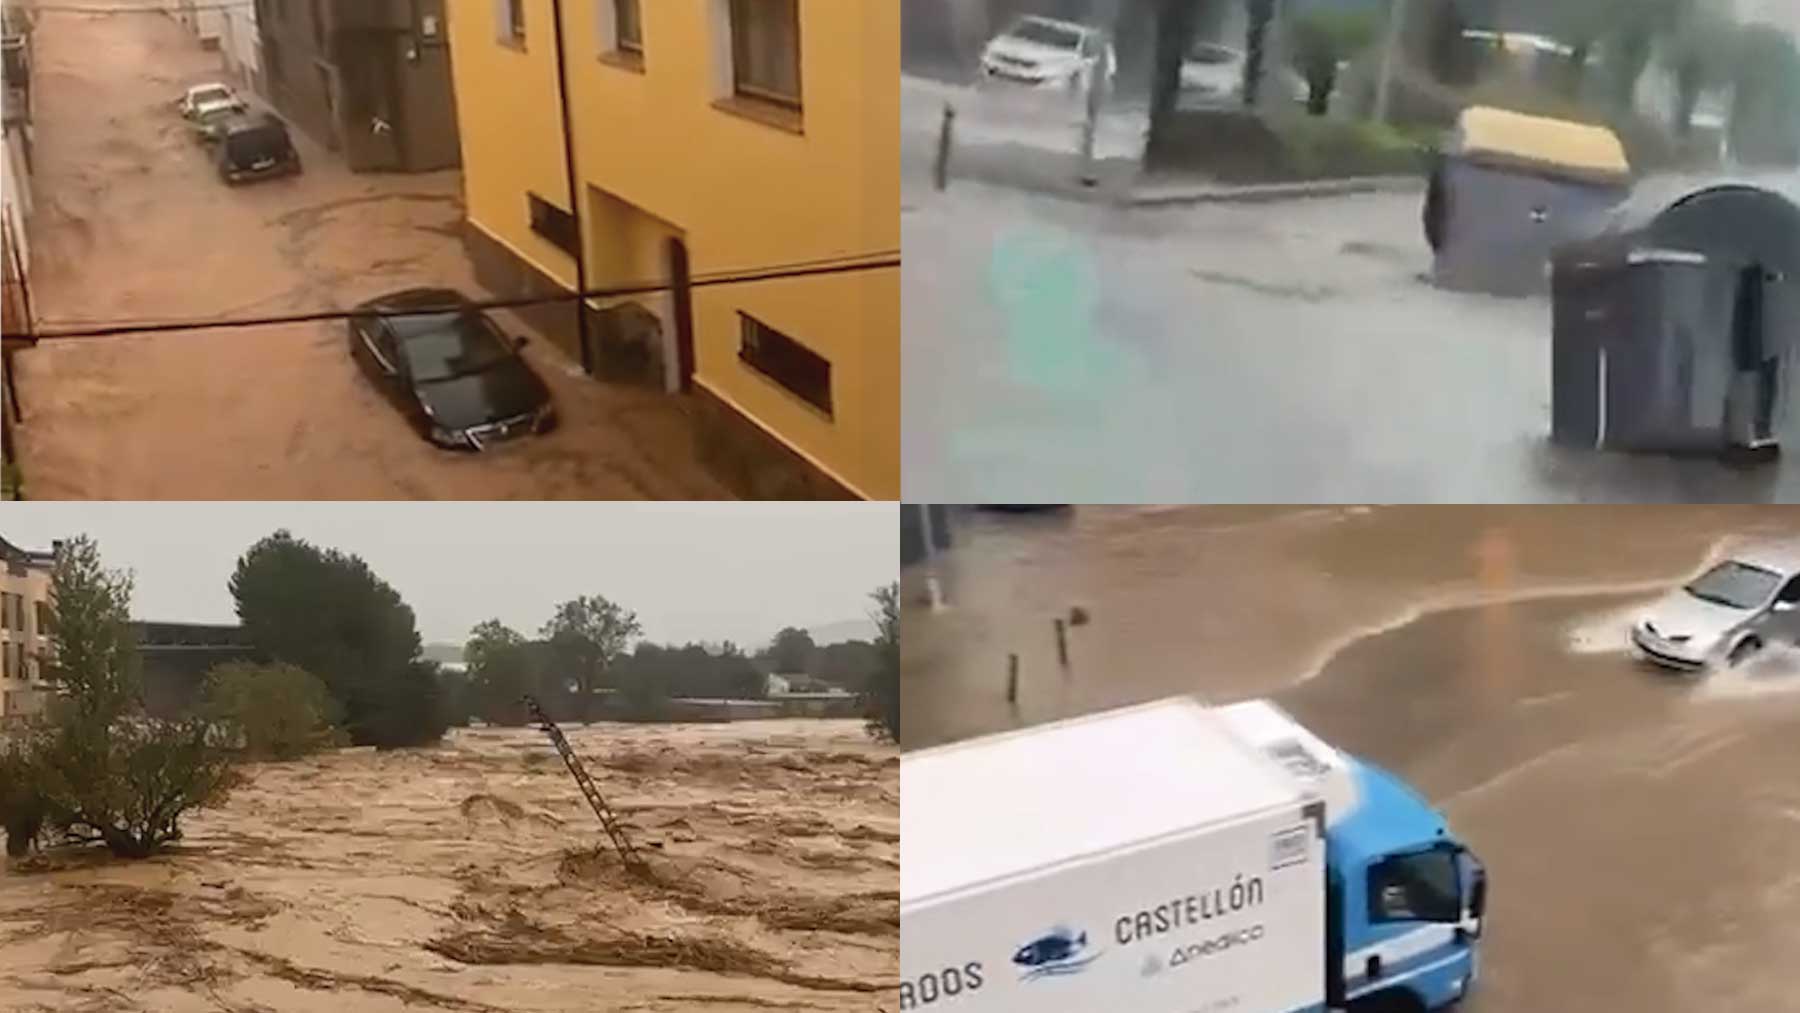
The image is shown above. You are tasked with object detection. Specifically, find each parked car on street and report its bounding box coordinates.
[1632,542,1800,670]
[348,288,557,451]
[215,113,302,183]
[176,81,245,121]
[1179,40,1309,105]
[978,15,1116,93]
[191,103,239,144]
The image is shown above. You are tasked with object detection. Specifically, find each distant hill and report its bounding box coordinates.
[421,642,465,665]
[806,618,878,645]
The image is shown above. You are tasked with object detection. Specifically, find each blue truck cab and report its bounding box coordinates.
[1217,702,1487,1013]
[1326,758,1486,1011]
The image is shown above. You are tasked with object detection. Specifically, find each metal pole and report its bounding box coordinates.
[1373,0,1407,125]
[918,505,946,611]
[1006,653,1019,703]
[934,103,955,191]
[1078,56,1103,187]
[549,0,592,374]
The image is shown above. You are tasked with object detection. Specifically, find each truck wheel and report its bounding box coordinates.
[1349,992,1426,1013]
[1728,636,1763,667]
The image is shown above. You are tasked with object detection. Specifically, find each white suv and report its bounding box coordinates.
[979,16,1117,94]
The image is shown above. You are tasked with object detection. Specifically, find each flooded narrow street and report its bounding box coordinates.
[902,505,1800,1011]
[11,10,723,500]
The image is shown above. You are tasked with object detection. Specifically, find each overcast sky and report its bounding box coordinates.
[1,504,896,647]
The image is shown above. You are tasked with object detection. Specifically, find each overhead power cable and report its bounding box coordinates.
[23,251,901,341]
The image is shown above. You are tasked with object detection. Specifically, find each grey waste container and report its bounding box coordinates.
[1551,179,1800,454]
[1426,107,1633,297]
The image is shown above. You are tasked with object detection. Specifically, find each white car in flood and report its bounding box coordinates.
[1179,41,1309,105]
[1632,543,1800,670]
[177,82,246,121]
[979,15,1117,94]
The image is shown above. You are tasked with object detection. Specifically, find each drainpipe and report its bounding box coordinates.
[548,0,592,374]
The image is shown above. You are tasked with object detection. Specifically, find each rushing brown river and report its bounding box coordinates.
[0,721,897,1012]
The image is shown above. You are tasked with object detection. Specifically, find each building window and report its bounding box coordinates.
[528,193,579,258]
[728,0,801,109]
[739,313,832,417]
[596,0,645,70]
[34,601,48,638]
[615,0,642,53]
[496,0,525,45]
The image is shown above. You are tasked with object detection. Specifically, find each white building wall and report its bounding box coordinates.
[219,5,262,95]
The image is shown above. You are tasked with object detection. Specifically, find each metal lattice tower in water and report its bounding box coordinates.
[522,695,646,872]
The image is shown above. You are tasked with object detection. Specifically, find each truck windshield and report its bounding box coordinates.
[1685,561,1781,610]
[1369,849,1461,923]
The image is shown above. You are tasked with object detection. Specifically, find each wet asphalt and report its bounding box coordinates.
[901,505,1800,1012]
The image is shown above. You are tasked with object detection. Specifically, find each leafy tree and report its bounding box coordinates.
[32,715,240,858]
[0,744,45,857]
[437,666,474,728]
[617,663,671,720]
[808,640,880,692]
[1289,6,1380,115]
[1664,2,1739,137]
[200,661,346,760]
[230,530,441,748]
[356,660,450,748]
[465,619,536,726]
[31,536,239,859]
[41,534,139,721]
[1728,24,1800,166]
[616,641,765,701]
[540,595,641,724]
[766,626,817,674]
[866,583,899,743]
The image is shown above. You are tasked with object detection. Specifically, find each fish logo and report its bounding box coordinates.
[1012,926,1102,981]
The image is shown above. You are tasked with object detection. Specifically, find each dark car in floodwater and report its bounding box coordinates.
[216,113,302,184]
[349,288,557,451]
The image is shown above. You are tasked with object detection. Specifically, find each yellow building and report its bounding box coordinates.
[0,534,54,719]
[447,0,898,499]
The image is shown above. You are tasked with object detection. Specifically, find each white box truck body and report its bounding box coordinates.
[901,697,1329,1013]
[901,697,1486,1013]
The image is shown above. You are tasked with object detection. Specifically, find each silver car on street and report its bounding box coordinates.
[1632,541,1800,670]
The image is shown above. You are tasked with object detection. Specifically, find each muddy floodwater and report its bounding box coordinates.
[0,721,897,1013]
[903,505,1800,1012]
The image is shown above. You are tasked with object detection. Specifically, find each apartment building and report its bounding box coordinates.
[447,0,899,500]
[256,0,461,171]
[0,534,53,718]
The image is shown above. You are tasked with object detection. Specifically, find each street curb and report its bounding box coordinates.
[1125,175,1425,207]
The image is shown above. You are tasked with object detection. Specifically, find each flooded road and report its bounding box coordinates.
[901,505,1800,1012]
[901,122,1800,502]
[12,11,725,500]
[0,721,896,1013]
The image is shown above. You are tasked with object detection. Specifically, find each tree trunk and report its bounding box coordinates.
[101,826,156,859]
[1148,0,1202,161]
[578,664,594,725]
[1307,66,1335,115]
[1673,64,1701,138]
[1242,0,1275,107]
